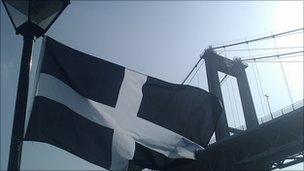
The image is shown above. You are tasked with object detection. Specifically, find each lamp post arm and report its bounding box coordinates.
[8,34,34,171]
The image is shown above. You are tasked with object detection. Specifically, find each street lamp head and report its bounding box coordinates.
[2,0,70,37]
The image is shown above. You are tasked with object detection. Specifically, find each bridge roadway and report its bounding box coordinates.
[168,102,303,170]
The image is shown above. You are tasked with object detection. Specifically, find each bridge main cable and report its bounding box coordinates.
[241,51,304,62]
[211,28,303,50]
[181,56,204,84]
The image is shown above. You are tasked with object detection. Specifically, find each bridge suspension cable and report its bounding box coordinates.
[186,59,205,85]
[196,69,200,87]
[240,51,303,62]
[222,48,239,128]
[273,37,295,108]
[211,27,303,50]
[220,74,229,85]
[181,55,204,84]
[246,43,268,116]
[220,49,230,85]
[229,78,242,127]
[225,77,237,128]
[220,46,303,52]
[247,60,304,63]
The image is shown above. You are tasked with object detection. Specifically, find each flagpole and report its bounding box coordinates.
[2,1,70,169]
[8,33,34,170]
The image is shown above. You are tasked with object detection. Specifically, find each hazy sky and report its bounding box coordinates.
[1,1,303,170]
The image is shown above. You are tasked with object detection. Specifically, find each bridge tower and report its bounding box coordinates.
[202,48,259,141]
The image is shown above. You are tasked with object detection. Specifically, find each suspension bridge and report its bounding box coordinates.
[179,28,304,170]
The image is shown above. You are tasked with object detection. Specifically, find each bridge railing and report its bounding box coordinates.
[257,99,304,125]
[235,99,304,130]
[208,99,304,145]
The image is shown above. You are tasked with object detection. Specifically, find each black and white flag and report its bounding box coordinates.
[24,37,222,170]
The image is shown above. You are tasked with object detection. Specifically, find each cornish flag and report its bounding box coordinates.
[24,37,222,170]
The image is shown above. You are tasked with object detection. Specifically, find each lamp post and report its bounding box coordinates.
[265,95,273,119]
[1,0,69,170]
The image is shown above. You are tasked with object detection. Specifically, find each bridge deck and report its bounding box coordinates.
[169,105,303,170]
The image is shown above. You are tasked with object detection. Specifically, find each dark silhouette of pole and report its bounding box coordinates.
[2,1,70,169]
[8,34,34,171]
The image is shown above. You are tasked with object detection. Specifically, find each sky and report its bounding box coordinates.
[1,1,303,170]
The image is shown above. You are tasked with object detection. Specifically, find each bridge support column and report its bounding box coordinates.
[202,49,258,141]
[204,51,230,140]
[235,60,259,128]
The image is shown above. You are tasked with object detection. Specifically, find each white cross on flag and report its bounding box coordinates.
[24,37,222,170]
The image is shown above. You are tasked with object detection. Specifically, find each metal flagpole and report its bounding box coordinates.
[8,33,34,171]
[1,1,70,169]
